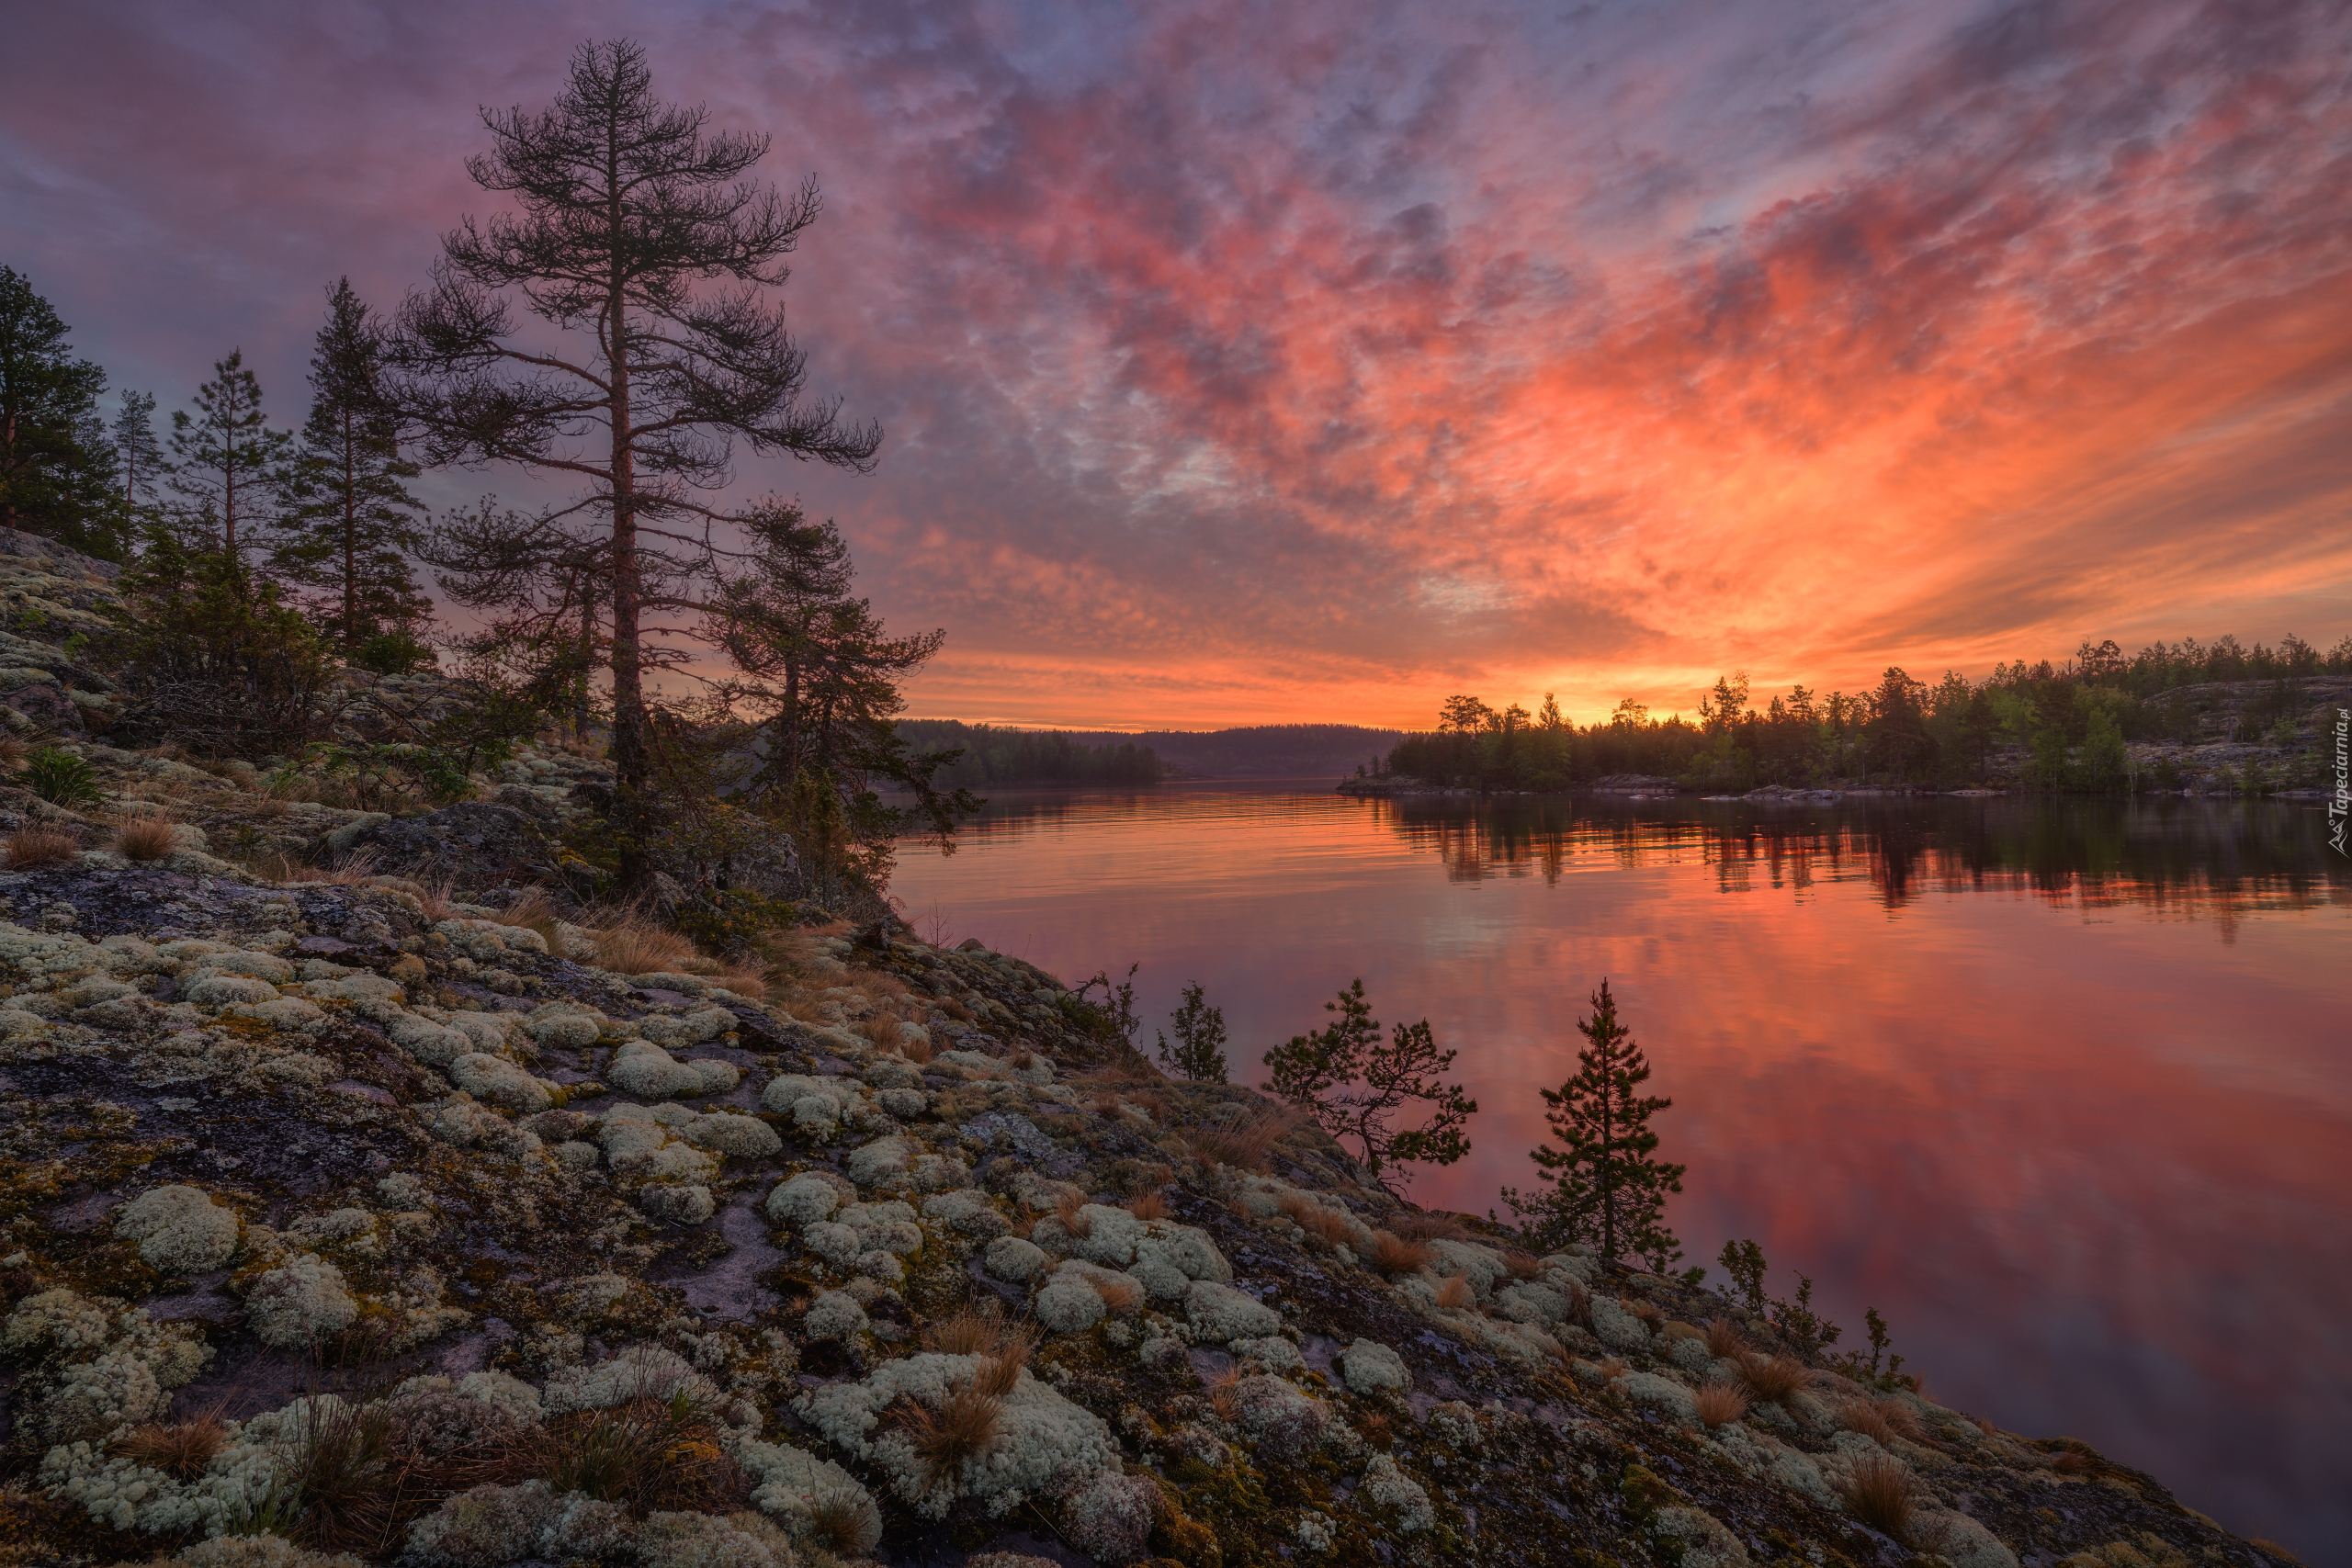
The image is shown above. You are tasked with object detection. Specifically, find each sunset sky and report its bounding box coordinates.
[6,0,2348,729]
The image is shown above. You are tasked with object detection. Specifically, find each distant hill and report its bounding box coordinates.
[900,720,1403,782]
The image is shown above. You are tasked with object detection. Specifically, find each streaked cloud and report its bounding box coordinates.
[4,0,2346,727]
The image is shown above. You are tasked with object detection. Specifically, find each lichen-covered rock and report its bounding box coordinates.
[1590,1295,1650,1353]
[639,1182,716,1225]
[794,1349,1119,1519]
[803,1290,868,1341]
[636,1508,797,1568]
[738,1438,883,1553]
[681,1111,782,1159]
[922,1187,1010,1238]
[1183,1280,1281,1342]
[985,1235,1049,1283]
[246,1254,357,1348]
[764,1171,843,1227]
[1059,1468,1159,1564]
[402,1478,558,1565]
[1232,1374,1329,1462]
[447,1052,552,1113]
[1360,1452,1434,1532]
[1035,1268,1109,1334]
[1341,1337,1410,1397]
[114,1184,239,1273]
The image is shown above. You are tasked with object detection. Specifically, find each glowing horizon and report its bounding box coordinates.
[5,0,2347,731]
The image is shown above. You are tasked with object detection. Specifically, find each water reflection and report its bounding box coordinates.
[891,784,2351,1559]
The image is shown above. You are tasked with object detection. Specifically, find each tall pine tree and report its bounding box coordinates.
[274,279,430,656]
[0,266,119,557]
[1498,979,1686,1269]
[167,350,292,567]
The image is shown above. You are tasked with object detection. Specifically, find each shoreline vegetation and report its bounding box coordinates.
[1350,657,2352,802]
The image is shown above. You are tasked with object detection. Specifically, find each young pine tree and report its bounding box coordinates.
[167,350,292,567]
[1157,981,1230,1083]
[112,390,166,517]
[274,279,430,658]
[1499,979,1687,1269]
[1264,978,1476,1192]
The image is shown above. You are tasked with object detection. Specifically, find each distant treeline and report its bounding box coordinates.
[1385,634,2352,795]
[899,720,1172,787]
[899,721,1405,784]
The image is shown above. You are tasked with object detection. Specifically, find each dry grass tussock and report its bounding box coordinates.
[1364,1230,1434,1276]
[1692,1382,1749,1431]
[1279,1194,1358,1250]
[1704,1316,1750,1359]
[1435,1274,1478,1312]
[1597,1357,1627,1382]
[1838,1394,1925,1447]
[109,810,179,862]
[539,1389,748,1519]
[584,908,698,976]
[892,1382,1004,1483]
[922,1299,1036,1393]
[498,887,566,950]
[1128,1190,1168,1223]
[5,826,78,870]
[1499,1247,1545,1280]
[257,848,380,886]
[0,736,28,770]
[1388,1211,1471,1242]
[1091,1275,1143,1314]
[1736,1351,1815,1405]
[112,1412,228,1478]
[1182,1103,1301,1172]
[1206,1367,1242,1424]
[1834,1451,1915,1538]
[1053,1190,1093,1238]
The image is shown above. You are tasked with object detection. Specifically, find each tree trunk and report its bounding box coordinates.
[342,408,357,649]
[605,271,650,894]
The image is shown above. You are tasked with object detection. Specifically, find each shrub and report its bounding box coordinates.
[1835,1451,1915,1537]
[1736,1352,1813,1404]
[111,810,179,861]
[19,746,101,808]
[351,628,435,675]
[109,542,339,757]
[1692,1382,1748,1431]
[4,826,78,869]
[1363,1231,1434,1276]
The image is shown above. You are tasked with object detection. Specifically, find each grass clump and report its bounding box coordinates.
[538,1389,746,1517]
[1692,1382,1749,1431]
[1834,1451,1915,1538]
[109,810,178,861]
[5,826,78,869]
[1182,1103,1300,1172]
[891,1382,1003,1484]
[1363,1230,1434,1276]
[19,746,102,808]
[1736,1351,1813,1404]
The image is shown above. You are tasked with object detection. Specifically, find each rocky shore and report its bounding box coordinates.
[0,528,2290,1568]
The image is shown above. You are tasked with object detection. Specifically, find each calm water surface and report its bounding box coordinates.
[891,784,2351,1560]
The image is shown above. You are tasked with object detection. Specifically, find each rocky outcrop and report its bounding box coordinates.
[0,847,2274,1568]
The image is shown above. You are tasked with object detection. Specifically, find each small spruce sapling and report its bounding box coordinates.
[1264,978,1476,1192]
[1157,980,1230,1084]
[1718,1239,1769,1315]
[1498,979,1685,1269]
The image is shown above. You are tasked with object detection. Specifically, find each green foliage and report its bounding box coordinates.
[1826,1305,1914,1390]
[1717,1238,1768,1315]
[350,628,435,674]
[166,350,293,560]
[108,536,339,757]
[1072,962,1143,1047]
[18,745,101,808]
[673,887,796,958]
[1157,979,1231,1083]
[273,279,432,649]
[0,266,122,558]
[1498,979,1684,1269]
[1265,977,1476,1191]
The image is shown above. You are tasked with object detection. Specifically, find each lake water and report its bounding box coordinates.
[890,783,2351,1561]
